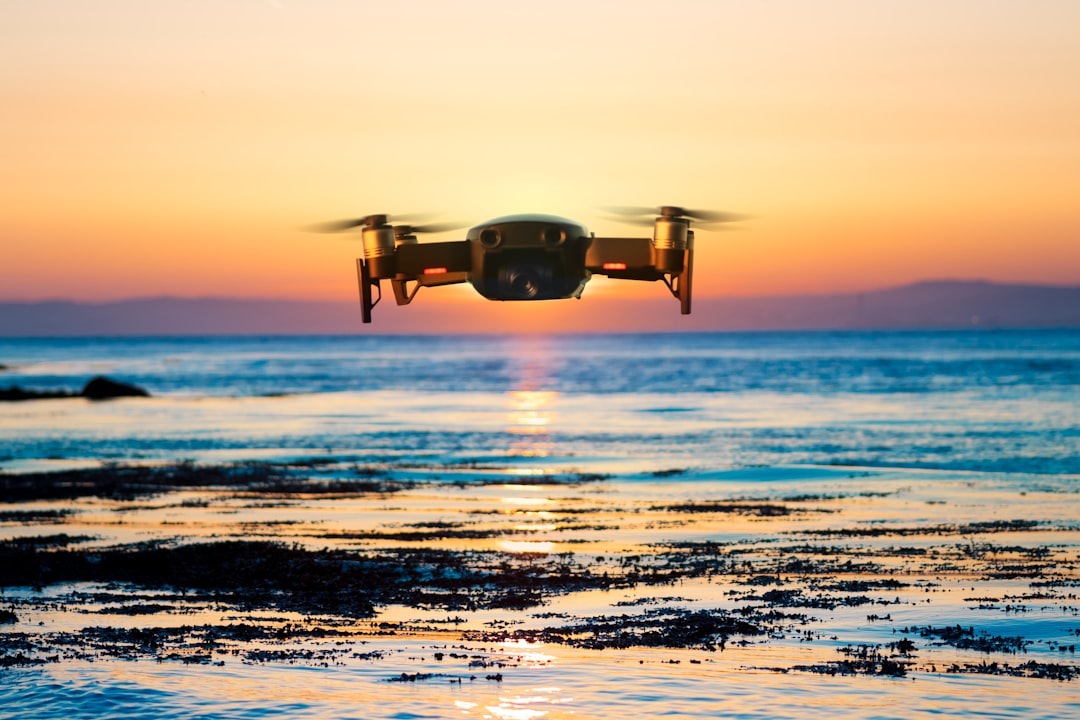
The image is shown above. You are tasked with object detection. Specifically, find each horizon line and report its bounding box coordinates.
[4,278,1080,306]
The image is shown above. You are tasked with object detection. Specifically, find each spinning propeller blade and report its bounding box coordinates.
[301,213,459,235]
[394,221,466,235]
[301,217,371,233]
[603,205,749,228]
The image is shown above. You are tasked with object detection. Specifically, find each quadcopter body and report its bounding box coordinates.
[327,206,733,323]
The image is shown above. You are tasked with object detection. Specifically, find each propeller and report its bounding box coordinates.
[301,212,454,234]
[393,221,464,236]
[603,205,748,228]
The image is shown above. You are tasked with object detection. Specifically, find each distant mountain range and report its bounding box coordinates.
[1,281,1078,336]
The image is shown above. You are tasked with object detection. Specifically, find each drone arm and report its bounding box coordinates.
[356,240,472,321]
[586,236,693,314]
[390,240,472,306]
[585,237,663,281]
[394,240,471,276]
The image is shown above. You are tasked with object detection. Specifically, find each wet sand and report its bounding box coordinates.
[3,459,1078,690]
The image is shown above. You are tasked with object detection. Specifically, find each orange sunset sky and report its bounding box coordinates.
[2,1,1078,310]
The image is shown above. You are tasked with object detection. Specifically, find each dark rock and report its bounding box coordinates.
[80,376,150,400]
[0,375,148,401]
[0,386,74,401]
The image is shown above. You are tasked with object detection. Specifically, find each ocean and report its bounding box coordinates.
[2,330,1079,718]
[2,330,1079,475]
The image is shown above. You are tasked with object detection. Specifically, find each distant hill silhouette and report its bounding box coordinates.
[1,281,1078,336]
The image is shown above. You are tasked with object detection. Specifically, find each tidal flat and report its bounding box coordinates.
[2,460,1078,719]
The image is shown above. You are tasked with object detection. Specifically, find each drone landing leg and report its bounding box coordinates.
[679,247,692,315]
[391,278,414,306]
[390,271,469,306]
[357,259,381,324]
[658,248,693,315]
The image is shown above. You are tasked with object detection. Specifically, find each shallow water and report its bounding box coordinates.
[2,331,1079,718]
[4,649,1078,720]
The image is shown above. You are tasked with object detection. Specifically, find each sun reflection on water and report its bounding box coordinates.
[484,702,548,719]
[483,683,573,719]
[504,337,560,467]
[498,540,555,553]
[498,640,558,665]
[500,496,552,507]
[507,390,557,465]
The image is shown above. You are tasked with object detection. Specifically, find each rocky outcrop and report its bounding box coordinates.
[80,376,150,400]
[0,376,150,401]
[0,387,72,401]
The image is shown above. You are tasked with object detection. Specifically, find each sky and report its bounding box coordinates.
[2,0,1079,312]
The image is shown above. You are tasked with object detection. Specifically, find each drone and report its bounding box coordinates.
[309,206,742,323]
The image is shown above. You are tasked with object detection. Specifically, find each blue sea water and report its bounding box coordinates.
[2,329,1080,719]
[1,329,1079,475]
[4,329,1080,396]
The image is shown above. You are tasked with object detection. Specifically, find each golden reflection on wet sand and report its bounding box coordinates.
[3,395,1080,717]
